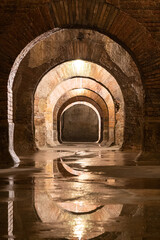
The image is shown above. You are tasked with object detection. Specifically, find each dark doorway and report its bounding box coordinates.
[60,104,99,142]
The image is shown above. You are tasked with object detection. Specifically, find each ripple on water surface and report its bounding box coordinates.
[0,147,160,239]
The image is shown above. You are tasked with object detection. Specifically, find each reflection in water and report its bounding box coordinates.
[35,155,123,239]
[8,177,14,240]
[73,217,86,240]
[1,146,160,239]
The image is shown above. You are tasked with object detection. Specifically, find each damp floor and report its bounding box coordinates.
[0,144,160,239]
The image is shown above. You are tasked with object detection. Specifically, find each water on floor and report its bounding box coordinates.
[0,144,160,240]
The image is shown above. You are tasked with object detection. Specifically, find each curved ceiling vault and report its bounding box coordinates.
[34,73,119,148]
[55,91,109,145]
[58,99,103,144]
[60,102,102,143]
[9,29,144,160]
[35,89,109,148]
[0,1,158,161]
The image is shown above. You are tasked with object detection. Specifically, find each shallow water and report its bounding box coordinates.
[0,145,160,239]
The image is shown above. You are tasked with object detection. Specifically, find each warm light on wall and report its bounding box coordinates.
[73,217,85,240]
[60,101,102,143]
[75,89,84,95]
[73,59,84,73]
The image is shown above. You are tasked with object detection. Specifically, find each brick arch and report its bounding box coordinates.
[6,1,159,85]
[34,60,125,149]
[1,1,159,161]
[54,92,109,145]
[59,101,102,143]
[35,89,109,148]
[40,77,116,147]
[8,28,144,161]
[57,98,104,144]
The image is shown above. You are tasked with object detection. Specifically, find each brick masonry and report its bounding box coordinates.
[0,1,159,159]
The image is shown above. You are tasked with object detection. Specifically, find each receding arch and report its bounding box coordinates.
[54,91,109,146]
[35,76,118,147]
[34,60,126,149]
[8,28,143,160]
[59,102,101,143]
[35,90,109,148]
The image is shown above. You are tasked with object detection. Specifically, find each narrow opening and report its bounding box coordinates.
[60,103,100,143]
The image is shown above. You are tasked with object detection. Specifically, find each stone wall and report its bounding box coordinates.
[35,73,118,148]
[0,0,159,161]
[10,29,143,154]
[61,104,99,142]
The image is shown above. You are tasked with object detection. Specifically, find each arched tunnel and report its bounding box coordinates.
[12,31,143,156]
[0,1,160,240]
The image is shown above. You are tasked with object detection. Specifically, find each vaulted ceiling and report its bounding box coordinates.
[0,0,160,157]
[0,0,159,81]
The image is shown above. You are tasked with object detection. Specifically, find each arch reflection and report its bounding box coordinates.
[34,155,123,239]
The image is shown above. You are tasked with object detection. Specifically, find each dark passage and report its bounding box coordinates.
[60,104,99,142]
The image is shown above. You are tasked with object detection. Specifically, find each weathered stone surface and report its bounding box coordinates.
[0,1,159,157]
[14,29,142,153]
[61,104,99,142]
[35,75,118,148]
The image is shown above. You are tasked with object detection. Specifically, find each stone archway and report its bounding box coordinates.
[35,73,120,148]
[55,93,108,145]
[8,29,143,160]
[59,102,101,143]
